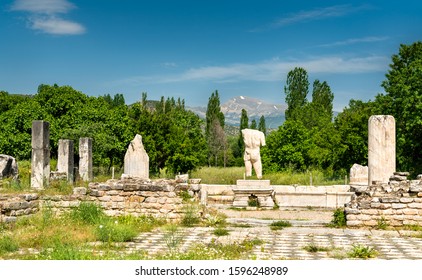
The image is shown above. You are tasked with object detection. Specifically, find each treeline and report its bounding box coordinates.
[0,86,207,175]
[1,41,421,177]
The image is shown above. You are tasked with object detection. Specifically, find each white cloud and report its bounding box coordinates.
[319,36,389,47]
[11,0,85,35]
[31,16,85,35]
[11,0,74,14]
[117,55,389,86]
[251,4,372,31]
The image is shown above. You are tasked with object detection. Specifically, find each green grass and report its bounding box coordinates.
[191,167,345,185]
[213,227,230,236]
[269,220,292,230]
[303,243,331,253]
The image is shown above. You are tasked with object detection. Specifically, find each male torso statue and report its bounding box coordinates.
[241,128,266,179]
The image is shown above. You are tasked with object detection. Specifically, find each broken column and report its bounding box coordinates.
[124,134,149,179]
[79,137,93,181]
[31,120,50,189]
[368,115,396,185]
[57,139,74,183]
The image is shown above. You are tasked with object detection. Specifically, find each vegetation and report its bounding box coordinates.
[328,208,347,228]
[347,244,378,259]
[269,220,292,230]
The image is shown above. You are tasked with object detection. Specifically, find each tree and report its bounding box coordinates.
[250,119,257,129]
[284,67,309,121]
[258,115,266,136]
[205,91,225,165]
[375,41,422,174]
[311,79,334,124]
[237,108,249,158]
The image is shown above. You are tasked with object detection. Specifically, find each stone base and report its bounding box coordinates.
[232,186,275,209]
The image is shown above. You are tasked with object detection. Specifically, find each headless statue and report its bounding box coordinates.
[242,128,266,179]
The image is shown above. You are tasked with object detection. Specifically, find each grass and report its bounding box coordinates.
[269,220,292,230]
[213,227,230,236]
[376,217,389,230]
[190,166,345,185]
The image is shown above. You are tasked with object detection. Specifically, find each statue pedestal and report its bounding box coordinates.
[232,180,275,209]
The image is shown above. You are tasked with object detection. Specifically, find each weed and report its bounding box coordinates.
[213,227,230,236]
[328,208,346,228]
[96,220,138,243]
[303,243,331,253]
[203,209,227,227]
[269,220,292,230]
[69,202,106,225]
[248,195,259,207]
[229,223,252,228]
[376,217,389,230]
[181,204,201,227]
[179,190,192,202]
[404,224,422,231]
[347,244,378,259]
[163,224,182,253]
[0,235,19,254]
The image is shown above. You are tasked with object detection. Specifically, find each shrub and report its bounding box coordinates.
[303,243,330,253]
[213,227,230,236]
[181,204,201,227]
[0,235,19,254]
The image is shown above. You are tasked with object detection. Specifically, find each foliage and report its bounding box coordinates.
[376,217,389,230]
[0,235,19,254]
[303,243,331,253]
[374,41,422,175]
[96,220,139,243]
[205,91,226,166]
[69,202,106,225]
[213,227,230,236]
[284,67,309,121]
[180,204,201,227]
[258,115,266,136]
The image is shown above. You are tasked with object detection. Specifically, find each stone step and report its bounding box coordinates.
[227,218,329,227]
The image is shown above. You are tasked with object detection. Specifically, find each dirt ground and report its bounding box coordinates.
[218,207,334,222]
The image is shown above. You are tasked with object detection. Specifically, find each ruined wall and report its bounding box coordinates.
[345,172,422,227]
[0,193,39,223]
[1,177,185,223]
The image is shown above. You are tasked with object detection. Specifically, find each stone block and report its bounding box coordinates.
[73,187,87,195]
[349,164,368,185]
[31,121,50,189]
[368,115,396,185]
[380,197,400,203]
[392,203,407,209]
[0,154,18,180]
[408,203,422,209]
[399,197,414,203]
[57,139,74,183]
[124,134,149,179]
[79,138,93,182]
[347,220,362,227]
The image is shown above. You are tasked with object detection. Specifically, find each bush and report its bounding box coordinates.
[347,244,378,259]
[0,235,19,254]
[181,204,201,227]
[213,227,230,236]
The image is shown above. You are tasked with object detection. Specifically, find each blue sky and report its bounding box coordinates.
[1,0,421,111]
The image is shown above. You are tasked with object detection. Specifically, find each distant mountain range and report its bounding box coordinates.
[187,96,287,129]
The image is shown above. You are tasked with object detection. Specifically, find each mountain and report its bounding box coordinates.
[187,96,286,129]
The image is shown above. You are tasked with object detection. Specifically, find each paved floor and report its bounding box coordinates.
[125,220,422,260]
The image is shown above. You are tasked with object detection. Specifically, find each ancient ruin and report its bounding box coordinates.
[241,128,266,179]
[79,137,93,181]
[0,154,18,180]
[368,115,396,185]
[31,120,50,189]
[57,139,74,183]
[123,134,149,179]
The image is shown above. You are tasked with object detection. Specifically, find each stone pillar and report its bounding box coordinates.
[368,115,396,185]
[31,121,50,189]
[79,138,93,182]
[124,134,149,179]
[57,139,74,183]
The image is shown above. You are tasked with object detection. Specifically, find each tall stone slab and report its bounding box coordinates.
[368,115,396,185]
[57,139,74,183]
[31,121,50,189]
[79,138,93,182]
[124,134,149,179]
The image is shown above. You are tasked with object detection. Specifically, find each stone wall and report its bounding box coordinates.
[1,177,186,223]
[345,173,422,227]
[0,193,39,223]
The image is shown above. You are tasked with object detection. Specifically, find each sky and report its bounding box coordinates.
[1,0,421,111]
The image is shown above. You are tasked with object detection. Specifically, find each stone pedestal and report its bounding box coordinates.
[368,115,396,185]
[79,138,93,182]
[31,121,50,189]
[57,139,74,183]
[232,180,275,209]
[124,134,149,179]
[349,164,368,186]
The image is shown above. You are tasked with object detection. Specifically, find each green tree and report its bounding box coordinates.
[205,91,225,166]
[237,108,249,158]
[284,67,309,121]
[374,41,422,174]
[258,115,267,136]
[250,119,257,129]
